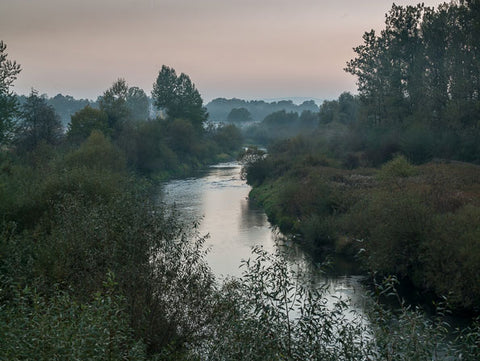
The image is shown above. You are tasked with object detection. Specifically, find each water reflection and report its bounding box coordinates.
[239,196,268,230]
[160,161,366,314]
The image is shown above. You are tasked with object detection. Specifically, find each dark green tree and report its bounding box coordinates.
[16,89,63,151]
[263,110,298,126]
[99,78,130,130]
[166,118,197,156]
[345,4,427,124]
[319,92,359,124]
[319,99,339,124]
[152,65,207,131]
[298,110,319,128]
[67,105,109,144]
[0,41,21,147]
[213,124,243,152]
[346,2,480,129]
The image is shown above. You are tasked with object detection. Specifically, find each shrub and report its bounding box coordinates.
[63,130,126,172]
[423,205,480,309]
[377,154,417,187]
[0,280,146,361]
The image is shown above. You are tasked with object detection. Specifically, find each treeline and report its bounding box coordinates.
[243,1,480,165]
[345,1,480,130]
[206,97,319,123]
[16,93,96,127]
[341,1,480,165]
[243,109,319,144]
[243,1,480,313]
[7,70,242,179]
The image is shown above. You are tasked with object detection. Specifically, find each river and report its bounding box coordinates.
[160,161,367,314]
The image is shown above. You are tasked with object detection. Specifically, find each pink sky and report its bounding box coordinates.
[0,0,447,101]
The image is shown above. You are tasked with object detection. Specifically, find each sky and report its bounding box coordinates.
[1,0,447,102]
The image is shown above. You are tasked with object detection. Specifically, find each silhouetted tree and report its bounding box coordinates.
[99,78,130,130]
[345,2,480,129]
[318,93,359,124]
[152,65,207,131]
[16,89,63,151]
[0,41,21,146]
[67,105,109,144]
[214,124,243,151]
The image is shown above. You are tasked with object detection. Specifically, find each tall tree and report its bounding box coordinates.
[99,78,130,130]
[17,89,63,151]
[67,105,109,144]
[152,65,207,131]
[0,41,21,147]
[345,4,427,125]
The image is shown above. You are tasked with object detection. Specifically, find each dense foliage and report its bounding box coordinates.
[246,142,480,311]
[0,56,242,358]
[15,89,64,152]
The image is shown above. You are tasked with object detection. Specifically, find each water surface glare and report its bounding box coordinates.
[161,162,276,278]
[161,162,367,314]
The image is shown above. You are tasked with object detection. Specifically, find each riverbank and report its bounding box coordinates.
[245,149,480,315]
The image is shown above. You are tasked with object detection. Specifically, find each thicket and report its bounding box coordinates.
[0,132,217,358]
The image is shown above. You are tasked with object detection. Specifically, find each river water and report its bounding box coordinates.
[160,161,367,312]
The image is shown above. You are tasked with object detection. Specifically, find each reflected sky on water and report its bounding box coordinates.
[160,162,367,313]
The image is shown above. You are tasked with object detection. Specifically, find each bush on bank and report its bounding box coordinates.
[245,142,480,313]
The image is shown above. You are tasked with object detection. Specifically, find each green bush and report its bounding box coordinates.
[423,205,480,309]
[377,154,417,186]
[359,190,431,283]
[63,130,126,172]
[0,281,146,361]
